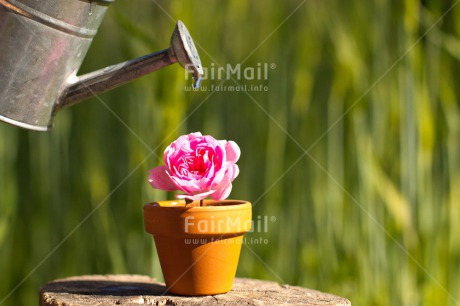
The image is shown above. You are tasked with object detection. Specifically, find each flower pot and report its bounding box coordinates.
[144,199,252,296]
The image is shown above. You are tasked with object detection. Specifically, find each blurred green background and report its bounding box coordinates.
[1,0,460,305]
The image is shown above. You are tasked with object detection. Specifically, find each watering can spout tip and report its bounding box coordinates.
[171,20,204,82]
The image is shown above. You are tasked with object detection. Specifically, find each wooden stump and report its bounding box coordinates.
[39,274,351,306]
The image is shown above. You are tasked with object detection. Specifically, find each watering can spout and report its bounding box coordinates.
[57,20,203,111]
[0,0,203,131]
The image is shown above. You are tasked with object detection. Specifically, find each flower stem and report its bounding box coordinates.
[200,199,203,207]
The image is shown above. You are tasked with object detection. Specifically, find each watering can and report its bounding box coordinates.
[0,0,203,131]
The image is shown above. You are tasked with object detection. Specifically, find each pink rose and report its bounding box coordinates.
[148,132,240,201]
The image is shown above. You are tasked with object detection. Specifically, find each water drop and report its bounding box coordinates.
[193,76,202,89]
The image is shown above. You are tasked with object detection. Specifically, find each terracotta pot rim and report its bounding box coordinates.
[145,199,251,212]
[144,199,252,236]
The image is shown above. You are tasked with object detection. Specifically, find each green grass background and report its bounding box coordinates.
[1,0,460,305]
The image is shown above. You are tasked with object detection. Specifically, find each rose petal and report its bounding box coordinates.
[209,166,225,188]
[211,183,232,201]
[190,132,203,138]
[148,166,177,191]
[225,141,240,163]
[177,190,214,201]
[231,164,239,180]
[203,135,219,147]
[155,132,240,201]
[209,164,237,201]
[168,175,200,194]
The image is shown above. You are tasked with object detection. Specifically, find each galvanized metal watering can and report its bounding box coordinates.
[0,0,203,131]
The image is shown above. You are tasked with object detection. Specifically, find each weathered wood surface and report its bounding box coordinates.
[39,274,351,306]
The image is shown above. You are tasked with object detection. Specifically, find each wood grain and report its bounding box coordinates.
[39,274,351,305]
